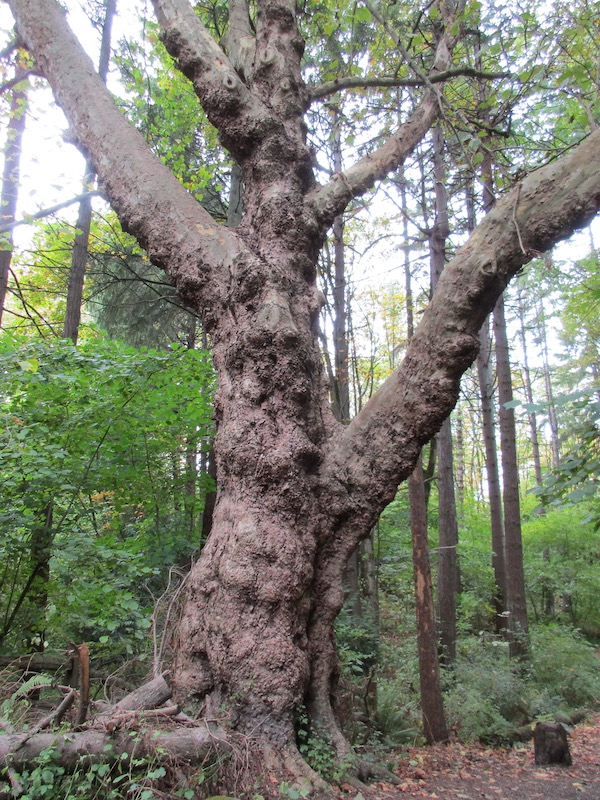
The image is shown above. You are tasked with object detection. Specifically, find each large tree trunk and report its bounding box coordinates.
[8,0,600,788]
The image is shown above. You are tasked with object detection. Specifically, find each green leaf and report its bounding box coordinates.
[354,6,371,23]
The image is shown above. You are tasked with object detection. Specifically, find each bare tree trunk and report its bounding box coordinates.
[429,123,459,666]
[326,108,364,621]
[226,162,244,227]
[62,0,116,343]
[454,407,465,514]
[184,441,198,534]
[360,535,379,626]
[199,443,216,542]
[476,320,508,631]
[516,286,543,486]
[436,415,459,663]
[468,147,509,635]
[406,147,448,737]
[409,455,449,744]
[0,62,28,326]
[329,109,351,426]
[493,294,529,658]
[536,296,560,468]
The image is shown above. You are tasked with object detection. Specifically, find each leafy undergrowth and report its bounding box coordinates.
[339,714,600,800]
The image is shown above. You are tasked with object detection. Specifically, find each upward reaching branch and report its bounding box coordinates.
[8,0,248,323]
[153,0,268,156]
[222,0,255,80]
[324,130,600,520]
[307,28,455,225]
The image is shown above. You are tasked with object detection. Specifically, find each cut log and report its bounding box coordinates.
[0,654,68,671]
[533,722,572,766]
[0,725,229,769]
[97,673,172,716]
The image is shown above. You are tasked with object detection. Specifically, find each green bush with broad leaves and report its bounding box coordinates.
[0,332,214,656]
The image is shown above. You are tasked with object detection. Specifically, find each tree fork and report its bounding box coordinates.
[5,0,600,790]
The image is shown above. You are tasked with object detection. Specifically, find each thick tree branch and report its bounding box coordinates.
[307,93,440,225]
[222,0,255,80]
[152,0,269,156]
[7,0,249,323]
[307,29,455,226]
[308,68,508,104]
[323,130,600,519]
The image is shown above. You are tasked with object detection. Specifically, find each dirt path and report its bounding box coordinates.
[356,714,600,800]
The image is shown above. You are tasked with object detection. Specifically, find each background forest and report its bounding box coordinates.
[0,0,599,794]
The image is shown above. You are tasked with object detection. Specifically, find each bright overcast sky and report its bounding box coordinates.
[0,0,145,247]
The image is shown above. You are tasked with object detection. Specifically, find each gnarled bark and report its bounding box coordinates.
[6,0,600,789]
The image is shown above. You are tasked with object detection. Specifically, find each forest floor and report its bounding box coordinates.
[347,714,600,800]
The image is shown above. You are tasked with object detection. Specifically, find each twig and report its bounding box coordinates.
[6,768,23,795]
[14,688,77,749]
[154,567,192,676]
[0,191,102,233]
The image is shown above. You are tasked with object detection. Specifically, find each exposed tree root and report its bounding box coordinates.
[353,757,402,785]
[0,672,404,799]
[264,741,331,795]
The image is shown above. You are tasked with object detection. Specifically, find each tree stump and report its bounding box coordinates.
[533,722,572,766]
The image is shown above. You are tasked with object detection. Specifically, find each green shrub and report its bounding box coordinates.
[444,682,515,743]
[444,636,531,741]
[374,679,422,744]
[530,625,600,708]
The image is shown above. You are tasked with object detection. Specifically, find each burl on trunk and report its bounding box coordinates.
[6,0,600,789]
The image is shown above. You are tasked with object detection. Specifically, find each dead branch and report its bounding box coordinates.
[100,704,180,728]
[12,689,77,750]
[94,673,173,729]
[0,191,101,233]
[69,643,90,726]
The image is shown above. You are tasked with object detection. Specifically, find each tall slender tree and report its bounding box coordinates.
[429,122,459,666]
[516,284,543,486]
[405,144,448,741]
[62,0,116,343]
[536,295,561,468]
[0,58,28,325]
[493,292,529,657]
